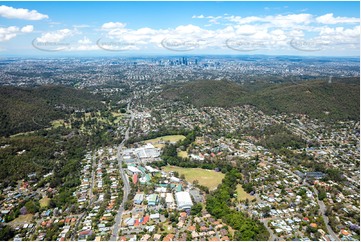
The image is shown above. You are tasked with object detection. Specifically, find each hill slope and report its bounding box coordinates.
[0,86,105,136]
[162,80,246,107]
[249,80,359,120]
[161,79,360,120]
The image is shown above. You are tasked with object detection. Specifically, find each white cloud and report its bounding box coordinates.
[73,24,91,28]
[207,16,222,24]
[0,25,34,42]
[225,13,313,27]
[0,5,48,20]
[267,13,313,26]
[21,25,34,33]
[175,24,203,34]
[0,26,18,41]
[192,15,205,19]
[78,36,92,44]
[225,15,263,24]
[235,25,258,35]
[36,29,73,43]
[61,12,360,53]
[317,26,360,37]
[316,13,360,24]
[289,29,304,37]
[69,44,99,51]
[101,22,126,29]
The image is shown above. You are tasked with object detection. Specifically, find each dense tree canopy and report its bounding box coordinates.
[206,170,270,241]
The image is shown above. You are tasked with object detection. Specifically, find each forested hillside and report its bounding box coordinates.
[161,78,360,120]
[0,86,105,136]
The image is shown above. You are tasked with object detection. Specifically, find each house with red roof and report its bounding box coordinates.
[142,215,149,225]
[134,219,140,227]
[133,174,138,184]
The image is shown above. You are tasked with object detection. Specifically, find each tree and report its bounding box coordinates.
[318,190,327,201]
[124,200,133,211]
[191,203,202,216]
[25,200,39,214]
[206,170,269,241]
[0,225,15,241]
[261,206,271,218]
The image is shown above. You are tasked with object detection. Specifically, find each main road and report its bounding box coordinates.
[311,186,339,241]
[110,102,134,241]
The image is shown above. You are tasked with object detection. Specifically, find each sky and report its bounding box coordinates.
[0,1,360,56]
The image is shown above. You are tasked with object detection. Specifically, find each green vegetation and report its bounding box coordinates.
[162,80,246,107]
[0,85,105,136]
[177,150,188,158]
[162,165,225,190]
[0,225,15,241]
[162,78,360,120]
[24,200,40,214]
[39,197,50,208]
[206,169,269,241]
[240,124,306,150]
[236,184,255,201]
[153,128,235,175]
[190,203,203,216]
[7,214,33,228]
[143,135,186,148]
[0,135,57,183]
[318,189,327,201]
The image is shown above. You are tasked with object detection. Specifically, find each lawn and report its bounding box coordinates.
[159,222,175,234]
[51,119,71,128]
[112,112,123,117]
[8,214,33,228]
[40,197,50,208]
[162,165,224,190]
[236,184,255,201]
[177,151,188,158]
[114,116,123,124]
[143,135,186,148]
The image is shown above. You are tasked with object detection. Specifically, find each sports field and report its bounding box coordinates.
[143,135,186,148]
[162,165,224,190]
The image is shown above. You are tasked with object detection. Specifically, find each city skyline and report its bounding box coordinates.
[0,1,360,56]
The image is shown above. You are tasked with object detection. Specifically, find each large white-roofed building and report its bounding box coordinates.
[175,192,193,210]
[127,166,141,174]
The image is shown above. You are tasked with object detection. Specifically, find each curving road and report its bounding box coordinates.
[311,187,339,241]
[110,102,134,241]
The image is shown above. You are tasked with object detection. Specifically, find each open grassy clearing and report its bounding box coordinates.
[236,184,255,201]
[144,135,186,145]
[159,222,175,234]
[40,196,50,208]
[112,112,123,117]
[51,119,71,128]
[8,214,33,228]
[177,151,188,158]
[10,130,36,138]
[162,165,224,190]
[114,116,123,124]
